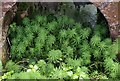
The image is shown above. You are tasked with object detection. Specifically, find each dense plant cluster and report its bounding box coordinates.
[1,2,120,79]
[0,14,119,80]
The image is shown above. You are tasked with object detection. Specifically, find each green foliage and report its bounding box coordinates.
[0,60,2,74]
[90,35,101,46]
[5,60,21,72]
[104,58,119,78]
[3,7,119,80]
[48,50,62,63]
[66,58,81,68]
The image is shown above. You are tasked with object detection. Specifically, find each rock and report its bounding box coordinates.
[91,2,120,39]
[0,2,17,64]
[79,4,97,28]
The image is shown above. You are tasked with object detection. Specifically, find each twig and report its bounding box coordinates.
[89,62,103,68]
[7,37,11,47]
[16,60,29,65]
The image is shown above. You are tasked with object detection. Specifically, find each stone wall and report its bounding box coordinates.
[91,2,120,39]
[0,2,17,64]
